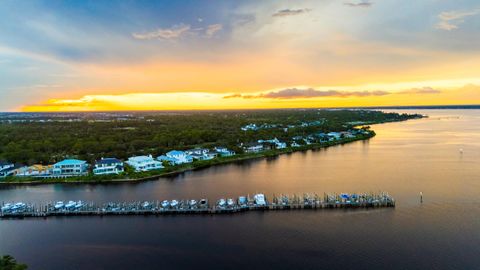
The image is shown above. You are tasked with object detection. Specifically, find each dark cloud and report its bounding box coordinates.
[272,8,312,17]
[397,87,441,95]
[224,88,389,99]
[344,1,373,8]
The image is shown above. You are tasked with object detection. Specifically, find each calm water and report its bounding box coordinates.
[1,109,479,270]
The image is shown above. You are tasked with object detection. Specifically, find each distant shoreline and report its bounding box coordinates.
[0,104,479,114]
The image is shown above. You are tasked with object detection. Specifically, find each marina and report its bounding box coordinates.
[0,192,395,218]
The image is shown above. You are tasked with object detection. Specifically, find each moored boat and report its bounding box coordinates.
[161,200,170,208]
[170,200,179,208]
[1,203,12,212]
[54,201,64,210]
[65,201,76,209]
[217,198,226,208]
[254,194,266,206]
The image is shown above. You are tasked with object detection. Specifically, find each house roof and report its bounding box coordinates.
[96,158,122,165]
[127,155,154,162]
[55,159,87,166]
[167,150,185,156]
[157,155,177,162]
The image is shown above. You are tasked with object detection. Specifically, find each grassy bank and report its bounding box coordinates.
[0,132,375,185]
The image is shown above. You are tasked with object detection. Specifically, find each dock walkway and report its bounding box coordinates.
[1,192,395,219]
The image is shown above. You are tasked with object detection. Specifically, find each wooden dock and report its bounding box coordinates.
[0,192,395,219]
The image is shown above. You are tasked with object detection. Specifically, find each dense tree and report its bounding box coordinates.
[0,109,421,165]
[0,255,28,270]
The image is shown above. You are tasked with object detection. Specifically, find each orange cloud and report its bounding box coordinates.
[21,84,480,112]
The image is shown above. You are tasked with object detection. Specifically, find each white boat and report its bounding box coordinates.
[1,203,12,212]
[161,200,170,208]
[170,200,179,208]
[217,199,226,207]
[142,201,150,208]
[65,201,76,209]
[11,202,26,211]
[54,201,65,210]
[199,199,208,207]
[254,194,266,206]
[189,200,197,207]
[75,201,83,208]
[227,198,235,207]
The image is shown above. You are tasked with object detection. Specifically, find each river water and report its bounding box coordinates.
[0,109,479,270]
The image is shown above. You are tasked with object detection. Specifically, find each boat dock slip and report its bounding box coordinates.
[0,192,395,219]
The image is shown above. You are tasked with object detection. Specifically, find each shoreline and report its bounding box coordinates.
[0,132,375,186]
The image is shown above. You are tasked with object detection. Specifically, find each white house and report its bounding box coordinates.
[126,155,163,172]
[93,158,124,175]
[53,159,89,176]
[166,150,193,164]
[0,161,14,178]
[214,147,235,157]
[185,148,216,160]
[244,144,264,153]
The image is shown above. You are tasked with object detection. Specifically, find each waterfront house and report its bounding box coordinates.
[185,148,216,160]
[185,148,209,156]
[327,132,342,140]
[53,159,88,176]
[15,164,53,177]
[0,162,18,178]
[214,147,236,157]
[244,143,264,153]
[291,141,301,147]
[157,155,180,166]
[93,158,124,175]
[126,155,163,172]
[258,138,287,149]
[0,160,14,171]
[166,150,193,164]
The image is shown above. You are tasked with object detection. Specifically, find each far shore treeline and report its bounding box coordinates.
[0,109,421,165]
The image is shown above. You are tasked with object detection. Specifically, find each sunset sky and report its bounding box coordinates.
[1,0,480,111]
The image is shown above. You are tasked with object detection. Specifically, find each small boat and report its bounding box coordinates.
[170,200,179,208]
[340,193,350,200]
[54,201,64,210]
[11,202,26,211]
[1,203,12,212]
[254,194,266,206]
[75,201,83,209]
[227,198,235,207]
[188,200,197,207]
[161,200,170,208]
[199,199,208,207]
[217,199,226,207]
[142,201,150,208]
[238,196,247,206]
[65,201,76,209]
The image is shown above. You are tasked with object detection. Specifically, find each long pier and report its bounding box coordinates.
[0,192,395,219]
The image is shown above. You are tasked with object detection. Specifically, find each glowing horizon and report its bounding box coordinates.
[1,1,480,111]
